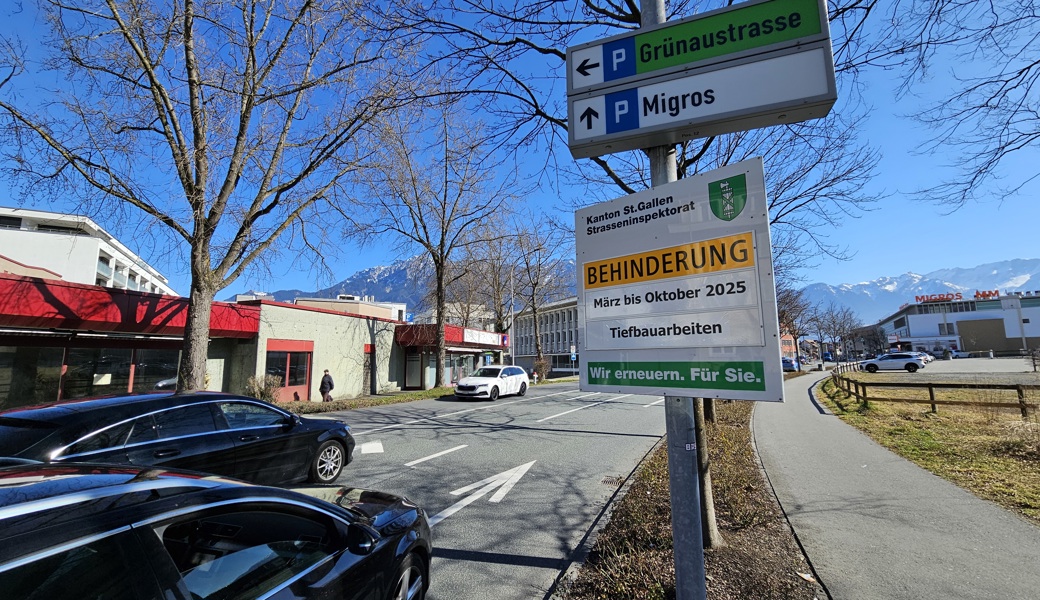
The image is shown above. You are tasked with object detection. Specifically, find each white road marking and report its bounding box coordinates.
[643,398,665,407]
[536,393,631,422]
[359,441,384,454]
[405,444,468,467]
[429,461,537,527]
[353,390,575,436]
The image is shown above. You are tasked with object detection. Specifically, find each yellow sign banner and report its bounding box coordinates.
[584,231,754,290]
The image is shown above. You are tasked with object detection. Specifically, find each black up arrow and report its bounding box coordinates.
[579,107,599,129]
[576,58,600,77]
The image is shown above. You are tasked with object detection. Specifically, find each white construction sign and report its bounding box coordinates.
[576,158,784,401]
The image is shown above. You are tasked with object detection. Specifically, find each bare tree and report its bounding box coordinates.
[354,106,514,386]
[389,1,890,270]
[513,214,572,377]
[776,284,815,369]
[0,0,418,389]
[884,1,1040,208]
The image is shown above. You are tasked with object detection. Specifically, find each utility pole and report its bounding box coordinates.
[641,1,709,598]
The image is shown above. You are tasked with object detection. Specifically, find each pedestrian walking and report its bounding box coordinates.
[319,369,334,402]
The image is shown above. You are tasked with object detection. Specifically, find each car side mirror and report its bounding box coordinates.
[346,523,377,556]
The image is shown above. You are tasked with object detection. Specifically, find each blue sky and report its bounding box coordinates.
[0,3,1036,297]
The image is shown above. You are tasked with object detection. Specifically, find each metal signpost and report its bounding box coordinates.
[567,1,835,598]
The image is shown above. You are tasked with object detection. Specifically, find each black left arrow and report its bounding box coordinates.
[579,107,599,129]
[576,58,600,77]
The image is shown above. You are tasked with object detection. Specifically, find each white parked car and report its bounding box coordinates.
[860,353,926,373]
[911,351,934,363]
[455,365,529,400]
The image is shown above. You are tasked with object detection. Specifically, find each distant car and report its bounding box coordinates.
[153,377,177,390]
[455,365,528,400]
[860,353,926,373]
[911,351,934,363]
[950,349,971,358]
[822,352,834,362]
[0,391,355,485]
[781,357,797,372]
[0,464,431,600]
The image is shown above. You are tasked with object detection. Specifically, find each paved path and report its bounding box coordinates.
[753,372,1040,600]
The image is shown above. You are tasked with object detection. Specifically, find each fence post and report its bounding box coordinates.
[1018,385,1028,419]
[860,382,869,409]
[928,384,937,414]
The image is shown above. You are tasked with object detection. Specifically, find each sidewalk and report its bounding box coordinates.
[753,372,1040,600]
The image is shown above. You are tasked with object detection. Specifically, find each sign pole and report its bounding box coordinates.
[642,2,707,599]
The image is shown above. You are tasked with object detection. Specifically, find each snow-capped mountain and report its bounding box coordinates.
[801,259,1040,323]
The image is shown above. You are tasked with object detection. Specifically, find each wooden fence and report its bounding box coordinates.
[830,366,1040,417]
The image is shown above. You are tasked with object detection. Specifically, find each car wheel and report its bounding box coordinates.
[489,386,499,401]
[865,364,878,373]
[309,440,345,484]
[906,363,919,373]
[518,382,527,396]
[387,553,426,600]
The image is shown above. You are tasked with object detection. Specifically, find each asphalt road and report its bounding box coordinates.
[755,368,1040,599]
[322,380,666,600]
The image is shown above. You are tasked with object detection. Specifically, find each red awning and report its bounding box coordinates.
[0,274,259,338]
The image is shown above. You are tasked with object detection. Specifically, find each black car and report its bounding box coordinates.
[0,463,430,600]
[0,391,355,485]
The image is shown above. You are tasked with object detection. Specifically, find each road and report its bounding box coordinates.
[322,381,666,600]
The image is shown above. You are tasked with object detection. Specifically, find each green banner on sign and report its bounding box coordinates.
[635,0,823,74]
[587,360,767,391]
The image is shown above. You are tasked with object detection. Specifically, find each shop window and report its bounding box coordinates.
[264,350,312,387]
[62,348,132,400]
[132,348,180,392]
[0,345,64,409]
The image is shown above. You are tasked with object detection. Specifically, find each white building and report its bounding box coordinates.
[0,207,176,295]
[512,297,579,377]
[856,291,1040,356]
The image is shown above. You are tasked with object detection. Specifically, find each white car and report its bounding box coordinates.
[860,353,926,373]
[454,365,529,400]
[911,351,934,363]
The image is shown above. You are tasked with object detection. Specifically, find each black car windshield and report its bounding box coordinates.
[0,417,59,455]
[471,368,502,378]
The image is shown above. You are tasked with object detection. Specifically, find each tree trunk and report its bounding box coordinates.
[704,397,716,423]
[695,398,724,548]
[179,280,216,391]
[434,262,447,387]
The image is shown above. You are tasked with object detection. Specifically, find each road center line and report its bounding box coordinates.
[354,390,574,436]
[405,444,468,467]
[643,398,665,407]
[537,393,630,422]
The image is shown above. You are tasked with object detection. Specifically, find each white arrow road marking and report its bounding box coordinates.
[359,441,384,454]
[643,398,665,407]
[537,394,631,422]
[428,461,536,528]
[405,444,467,467]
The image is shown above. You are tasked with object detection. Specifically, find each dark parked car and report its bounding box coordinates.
[0,463,430,600]
[0,391,354,485]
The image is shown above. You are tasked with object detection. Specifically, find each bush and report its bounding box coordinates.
[245,374,282,403]
[533,357,550,382]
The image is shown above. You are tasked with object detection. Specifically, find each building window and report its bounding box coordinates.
[265,350,311,386]
[0,216,21,229]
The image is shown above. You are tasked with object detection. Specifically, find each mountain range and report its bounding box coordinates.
[800,258,1040,322]
[240,256,1040,325]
